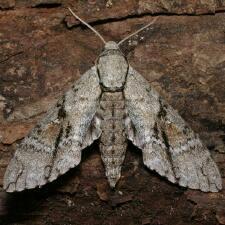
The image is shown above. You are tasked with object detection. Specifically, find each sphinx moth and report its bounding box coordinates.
[3,9,222,193]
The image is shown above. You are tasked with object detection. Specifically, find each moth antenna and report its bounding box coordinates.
[68,7,106,44]
[118,17,158,46]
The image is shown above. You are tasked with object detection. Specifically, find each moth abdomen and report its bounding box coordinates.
[99,92,127,188]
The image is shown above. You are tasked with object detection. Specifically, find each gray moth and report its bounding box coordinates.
[3,9,222,193]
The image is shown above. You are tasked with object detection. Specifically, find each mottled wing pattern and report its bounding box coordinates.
[4,66,102,192]
[124,66,222,192]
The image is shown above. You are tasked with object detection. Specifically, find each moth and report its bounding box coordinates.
[3,8,222,193]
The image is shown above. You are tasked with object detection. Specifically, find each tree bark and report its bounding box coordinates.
[0,1,225,224]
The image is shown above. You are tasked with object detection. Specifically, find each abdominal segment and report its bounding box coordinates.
[99,92,127,188]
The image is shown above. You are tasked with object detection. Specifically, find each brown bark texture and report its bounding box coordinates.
[0,0,225,224]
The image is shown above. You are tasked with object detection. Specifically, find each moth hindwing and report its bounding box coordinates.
[3,39,222,192]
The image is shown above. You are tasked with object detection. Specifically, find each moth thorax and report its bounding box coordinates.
[97,52,128,91]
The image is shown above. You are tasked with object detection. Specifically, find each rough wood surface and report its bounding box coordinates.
[0,1,225,224]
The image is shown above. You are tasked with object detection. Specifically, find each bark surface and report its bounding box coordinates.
[0,1,225,225]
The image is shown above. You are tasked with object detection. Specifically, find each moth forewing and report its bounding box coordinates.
[124,66,222,192]
[3,67,102,192]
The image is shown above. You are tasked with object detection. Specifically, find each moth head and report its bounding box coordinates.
[104,41,119,50]
[97,41,128,91]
